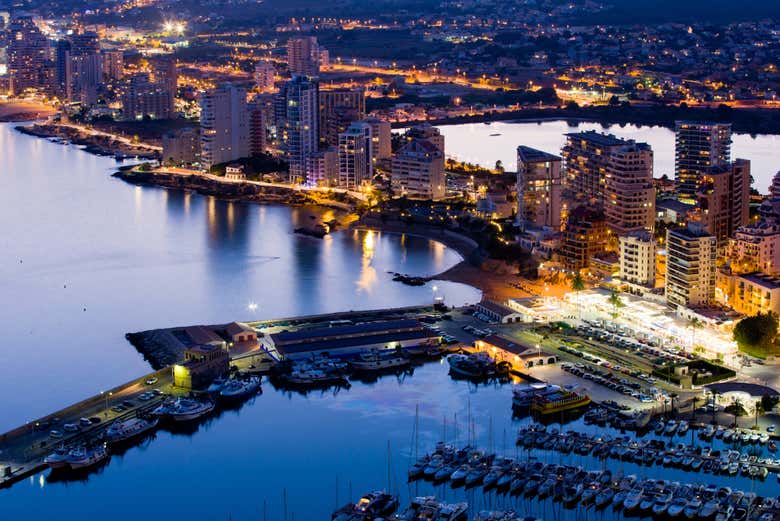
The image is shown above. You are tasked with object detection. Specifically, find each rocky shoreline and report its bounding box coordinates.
[113,168,358,213]
[16,123,159,159]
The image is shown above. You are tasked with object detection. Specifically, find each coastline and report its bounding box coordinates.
[351,219,532,302]
[391,104,780,136]
[113,166,359,218]
[16,122,160,159]
[0,101,56,123]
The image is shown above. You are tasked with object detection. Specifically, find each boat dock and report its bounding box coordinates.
[0,367,173,489]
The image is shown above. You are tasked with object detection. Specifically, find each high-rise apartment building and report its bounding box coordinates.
[162,127,199,166]
[254,61,276,92]
[121,73,175,120]
[665,225,717,309]
[404,123,444,154]
[391,139,445,200]
[361,117,392,164]
[559,205,609,271]
[101,50,124,82]
[306,147,338,187]
[338,122,372,189]
[199,84,249,170]
[675,121,731,200]
[618,231,656,289]
[286,36,320,77]
[690,159,750,250]
[319,87,365,146]
[562,131,654,236]
[280,76,319,183]
[7,16,50,95]
[516,146,562,231]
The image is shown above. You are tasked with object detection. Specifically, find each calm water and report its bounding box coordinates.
[4,362,778,520]
[1,122,777,518]
[0,122,478,430]
[436,121,780,194]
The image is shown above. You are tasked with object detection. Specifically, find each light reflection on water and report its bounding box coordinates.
[0,123,480,431]
[3,362,778,520]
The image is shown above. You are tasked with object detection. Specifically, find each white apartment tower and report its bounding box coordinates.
[665,225,717,310]
[338,122,373,189]
[619,231,656,289]
[199,85,249,170]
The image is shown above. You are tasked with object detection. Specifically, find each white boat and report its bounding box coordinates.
[667,497,688,517]
[219,377,261,401]
[699,499,721,518]
[350,350,410,371]
[284,369,345,386]
[167,398,215,422]
[44,446,70,469]
[66,444,109,470]
[623,488,644,511]
[683,498,702,518]
[206,378,227,394]
[106,417,158,445]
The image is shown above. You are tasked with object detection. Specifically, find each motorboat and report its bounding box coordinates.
[350,350,410,372]
[594,487,615,508]
[106,417,158,445]
[166,398,215,422]
[206,377,227,394]
[332,490,399,520]
[623,488,644,511]
[65,444,109,470]
[683,498,702,518]
[219,376,261,401]
[667,497,689,517]
[44,446,70,469]
[563,483,584,504]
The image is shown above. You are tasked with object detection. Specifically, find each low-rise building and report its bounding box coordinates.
[267,319,439,360]
[225,164,246,181]
[475,334,557,369]
[172,344,229,390]
[474,300,523,324]
[724,272,780,316]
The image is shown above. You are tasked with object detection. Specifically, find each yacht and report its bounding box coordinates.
[219,376,261,402]
[350,350,410,371]
[333,490,399,519]
[106,417,158,445]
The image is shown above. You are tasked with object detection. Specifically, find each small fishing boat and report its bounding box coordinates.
[350,350,410,372]
[219,376,261,402]
[65,444,109,470]
[44,446,70,469]
[106,417,158,445]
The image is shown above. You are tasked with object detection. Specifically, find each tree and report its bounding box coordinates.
[689,317,702,351]
[608,290,624,320]
[570,272,585,318]
[733,312,778,354]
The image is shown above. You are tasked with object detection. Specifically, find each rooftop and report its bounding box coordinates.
[517,145,561,164]
[739,272,780,289]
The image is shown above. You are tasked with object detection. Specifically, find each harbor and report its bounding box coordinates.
[2,306,780,519]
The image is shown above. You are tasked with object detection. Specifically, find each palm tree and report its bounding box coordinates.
[608,290,624,320]
[570,272,585,318]
[689,317,702,352]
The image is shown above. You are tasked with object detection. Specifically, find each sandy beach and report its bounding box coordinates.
[0,101,56,122]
